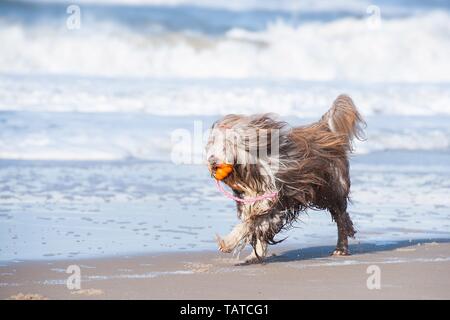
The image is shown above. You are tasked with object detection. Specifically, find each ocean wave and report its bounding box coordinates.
[1,75,450,116]
[0,9,449,81]
[0,111,449,161]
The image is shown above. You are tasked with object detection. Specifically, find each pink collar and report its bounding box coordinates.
[215,179,278,204]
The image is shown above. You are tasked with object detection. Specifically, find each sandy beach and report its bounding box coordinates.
[1,239,449,300]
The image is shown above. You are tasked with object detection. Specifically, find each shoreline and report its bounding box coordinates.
[1,150,449,262]
[2,239,450,299]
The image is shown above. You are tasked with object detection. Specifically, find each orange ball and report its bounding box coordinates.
[214,164,233,180]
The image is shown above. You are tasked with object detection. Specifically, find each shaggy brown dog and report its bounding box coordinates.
[206,94,365,263]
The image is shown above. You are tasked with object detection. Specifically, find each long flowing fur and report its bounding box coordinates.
[206,94,365,261]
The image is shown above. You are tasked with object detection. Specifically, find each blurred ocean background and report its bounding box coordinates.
[0,0,449,261]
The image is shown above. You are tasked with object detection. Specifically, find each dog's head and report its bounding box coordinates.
[205,114,286,185]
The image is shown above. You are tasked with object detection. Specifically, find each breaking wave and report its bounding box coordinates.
[0,2,449,82]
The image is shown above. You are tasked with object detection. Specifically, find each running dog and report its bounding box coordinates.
[206,95,365,263]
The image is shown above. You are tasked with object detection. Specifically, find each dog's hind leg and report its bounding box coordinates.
[330,206,356,256]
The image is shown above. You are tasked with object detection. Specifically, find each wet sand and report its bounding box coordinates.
[1,239,449,299]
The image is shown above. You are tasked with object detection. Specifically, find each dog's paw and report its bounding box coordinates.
[234,257,261,266]
[239,253,264,265]
[215,234,232,253]
[331,248,351,256]
[243,257,261,265]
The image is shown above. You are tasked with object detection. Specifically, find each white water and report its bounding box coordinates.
[1,10,449,81]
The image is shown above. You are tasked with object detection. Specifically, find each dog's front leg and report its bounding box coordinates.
[243,211,283,263]
[243,238,268,264]
[216,223,248,253]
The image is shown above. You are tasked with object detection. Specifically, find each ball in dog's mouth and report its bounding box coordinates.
[212,163,233,180]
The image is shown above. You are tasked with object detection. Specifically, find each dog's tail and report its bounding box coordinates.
[321,94,365,145]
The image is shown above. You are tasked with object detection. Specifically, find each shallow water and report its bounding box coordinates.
[1,149,449,261]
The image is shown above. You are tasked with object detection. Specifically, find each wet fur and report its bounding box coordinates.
[207,94,365,262]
